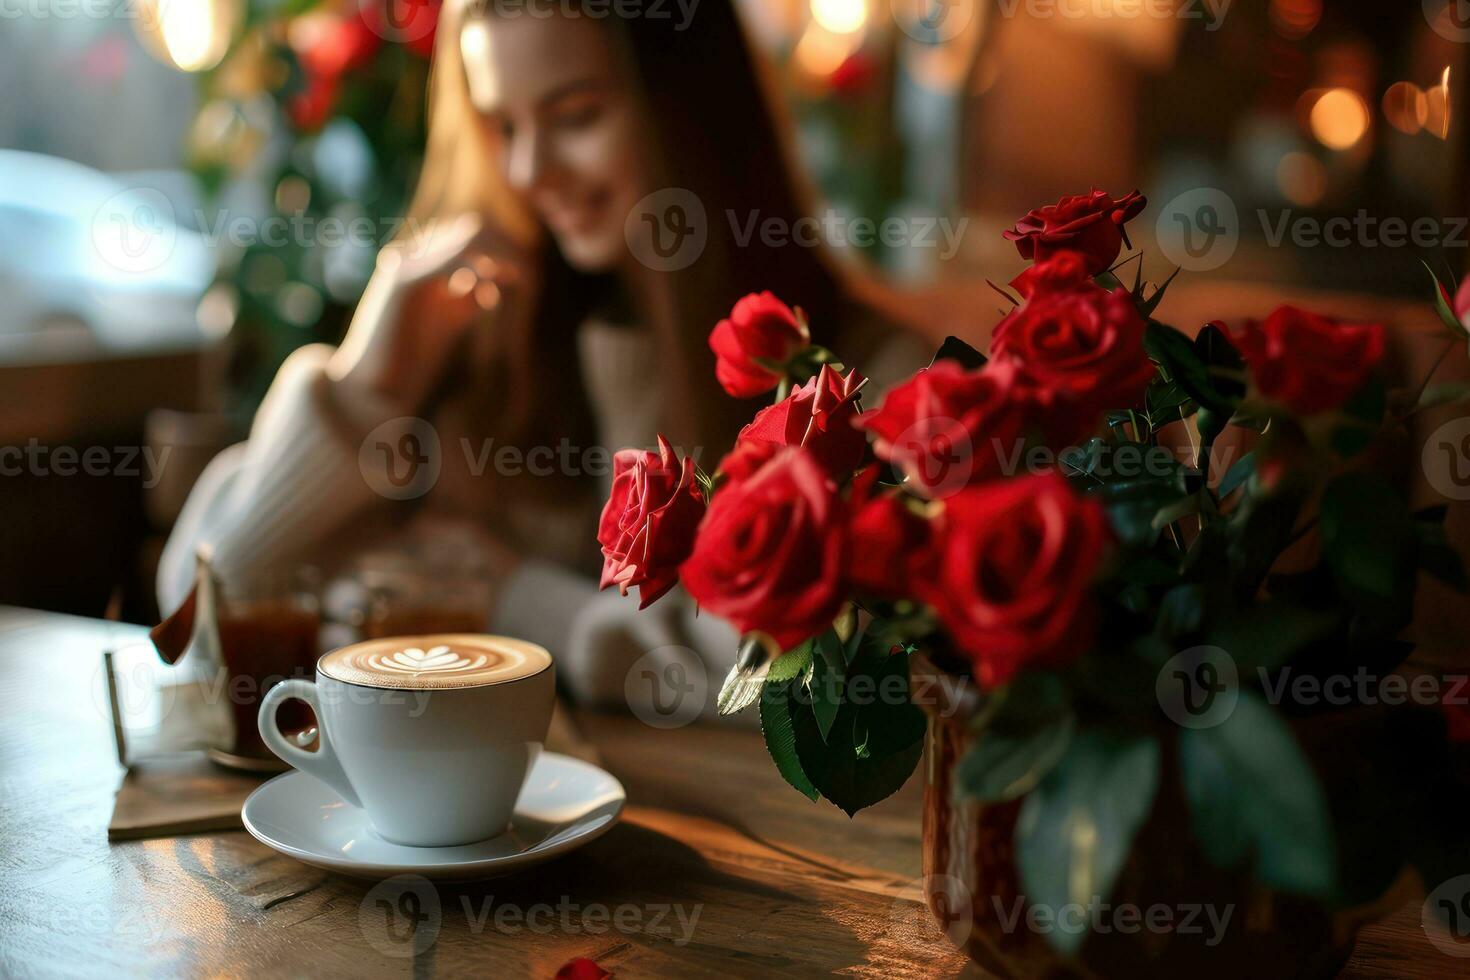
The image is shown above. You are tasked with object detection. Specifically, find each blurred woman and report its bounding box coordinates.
[159,0,937,708]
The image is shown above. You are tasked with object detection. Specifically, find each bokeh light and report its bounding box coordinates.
[1382,82,1428,136]
[159,0,232,72]
[1424,67,1453,140]
[810,0,867,35]
[1269,0,1322,40]
[1276,151,1327,206]
[1308,88,1370,150]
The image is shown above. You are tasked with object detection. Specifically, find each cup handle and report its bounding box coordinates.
[258,678,362,808]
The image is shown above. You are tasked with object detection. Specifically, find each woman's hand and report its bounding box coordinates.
[326,213,527,425]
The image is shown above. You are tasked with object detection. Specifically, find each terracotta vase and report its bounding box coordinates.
[909,653,1393,979]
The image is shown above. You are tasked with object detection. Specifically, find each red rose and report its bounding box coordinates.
[1004,189,1146,275]
[720,365,868,482]
[1009,250,1093,299]
[709,292,810,398]
[597,436,706,608]
[990,286,1153,443]
[681,449,845,651]
[927,474,1109,687]
[846,469,932,599]
[858,359,1034,499]
[1229,306,1386,415]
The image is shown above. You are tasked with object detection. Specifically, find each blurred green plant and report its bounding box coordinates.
[185,0,437,411]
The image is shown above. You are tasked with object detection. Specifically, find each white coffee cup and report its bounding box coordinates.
[257,633,555,847]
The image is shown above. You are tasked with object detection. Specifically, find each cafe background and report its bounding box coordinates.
[1,0,1468,659]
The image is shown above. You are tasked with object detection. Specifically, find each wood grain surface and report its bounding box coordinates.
[0,607,1460,978]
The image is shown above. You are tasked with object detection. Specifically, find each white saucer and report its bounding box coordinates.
[241,752,625,880]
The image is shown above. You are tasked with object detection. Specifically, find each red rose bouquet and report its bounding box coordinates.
[599,191,1470,955]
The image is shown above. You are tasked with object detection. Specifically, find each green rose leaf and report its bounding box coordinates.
[1016,730,1161,955]
[767,638,815,682]
[1179,691,1336,897]
[1319,471,1416,601]
[1418,381,1470,411]
[930,335,988,371]
[760,679,819,802]
[1144,320,1236,416]
[956,711,1075,803]
[793,637,925,816]
[807,652,843,743]
[1423,260,1470,339]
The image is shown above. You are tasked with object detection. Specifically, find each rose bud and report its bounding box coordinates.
[709,291,810,399]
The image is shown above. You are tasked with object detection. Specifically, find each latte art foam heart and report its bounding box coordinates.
[319,634,551,689]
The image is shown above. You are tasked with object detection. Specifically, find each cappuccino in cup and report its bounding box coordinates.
[258,634,555,847]
[318,635,549,688]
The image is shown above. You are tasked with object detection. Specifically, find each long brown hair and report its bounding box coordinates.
[409,0,898,487]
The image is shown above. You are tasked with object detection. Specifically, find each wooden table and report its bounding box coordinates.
[0,607,1454,978]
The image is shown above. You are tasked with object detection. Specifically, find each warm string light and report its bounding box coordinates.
[1307,88,1370,150]
[809,0,867,35]
[136,0,234,72]
[1382,81,1429,136]
[1268,0,1321,40]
